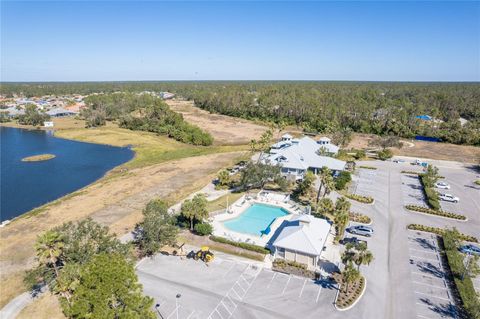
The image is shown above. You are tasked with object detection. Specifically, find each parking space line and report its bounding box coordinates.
[409,248,437,255]
[412,281,447,290]
[221,301,232,315]
[281,276,291,295]
[266,272,277,289]
[412,271,444,279]
[229,288,242,300]
[315,284,322,303]
[414,291,450,302]
[186,310,196,319]
[166,305,179,319]
[417,314,432,319]
[222,262,236,278]
[410,255,439,263]
[298,279,307,298]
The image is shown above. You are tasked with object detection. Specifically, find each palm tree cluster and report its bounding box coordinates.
[341,241,374,292]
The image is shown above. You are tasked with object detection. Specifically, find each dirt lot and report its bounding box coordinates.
[167,99,268,145]
[348,133,480,163]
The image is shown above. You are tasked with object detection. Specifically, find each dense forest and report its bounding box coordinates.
[82,93,213,146]
[1,81,479,145]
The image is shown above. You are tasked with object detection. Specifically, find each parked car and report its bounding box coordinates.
[439,193,459,203]
[459,244,480,256]
[347,225,374,237]
[340,237,367,246]
[434,182,451,189]
[393,159,405,163]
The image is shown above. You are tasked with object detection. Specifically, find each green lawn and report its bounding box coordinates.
[206,192,245,213]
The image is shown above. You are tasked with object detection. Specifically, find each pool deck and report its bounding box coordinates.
[211,192,304,247]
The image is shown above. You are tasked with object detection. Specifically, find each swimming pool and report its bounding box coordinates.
[223,203,290,236]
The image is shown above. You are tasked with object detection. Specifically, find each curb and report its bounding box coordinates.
[334,277,367,311]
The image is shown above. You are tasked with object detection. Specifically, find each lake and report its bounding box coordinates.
[0,127,134,221]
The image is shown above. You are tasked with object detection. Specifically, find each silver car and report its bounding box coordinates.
[347,225,374,237]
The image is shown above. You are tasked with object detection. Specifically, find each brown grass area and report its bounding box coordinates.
[17,292,65,319]
[347,133,480,163]
[166,100,268,145]
[0,271,27,308]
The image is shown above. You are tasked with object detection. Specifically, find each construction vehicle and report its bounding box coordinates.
[187,246,214,263]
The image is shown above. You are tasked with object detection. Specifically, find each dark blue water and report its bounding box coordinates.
[0,127,134,221]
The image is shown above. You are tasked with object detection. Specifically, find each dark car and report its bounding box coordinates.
[340,237,367,246]
[459,244,480,256]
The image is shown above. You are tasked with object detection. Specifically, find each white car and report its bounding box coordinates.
[435,182,450,189]
[439,194,459,203]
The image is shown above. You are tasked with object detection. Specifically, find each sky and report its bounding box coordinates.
[1,1,479,82]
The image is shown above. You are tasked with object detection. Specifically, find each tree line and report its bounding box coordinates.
[82,93,213,146]
[1,81,479,145]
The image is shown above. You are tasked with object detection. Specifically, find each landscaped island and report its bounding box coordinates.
[21,154,56,162]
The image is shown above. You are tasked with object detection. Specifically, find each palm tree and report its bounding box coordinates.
[316,166,334,203]
[35,230,65,278]
[354,242,374,270]
[342,263,360,292]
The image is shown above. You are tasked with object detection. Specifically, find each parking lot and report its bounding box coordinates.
[137,251,340,319]
[407,231,458,319]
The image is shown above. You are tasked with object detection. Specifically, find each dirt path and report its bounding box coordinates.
[166,100,268,146]
[0,152,244,299]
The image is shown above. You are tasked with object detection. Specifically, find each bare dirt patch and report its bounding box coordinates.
[348,133,480,163]
[166,99,268,145]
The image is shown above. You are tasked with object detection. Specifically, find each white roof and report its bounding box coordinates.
[2,107,25,116]
[273,214,331,256]
[282,133,293,139]
[318,136,331,142]
[46,107,77,116]
[264,136,345,171]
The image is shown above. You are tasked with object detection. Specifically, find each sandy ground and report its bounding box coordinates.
[166,100,268,145]
[348,133,480,163]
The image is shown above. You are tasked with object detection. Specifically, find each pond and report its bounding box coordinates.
[0,127,134,221]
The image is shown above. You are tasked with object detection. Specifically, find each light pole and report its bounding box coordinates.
[175,293,182,319]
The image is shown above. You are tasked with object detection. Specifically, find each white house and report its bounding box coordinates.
[263,135,346,180]
[271,214,331,269]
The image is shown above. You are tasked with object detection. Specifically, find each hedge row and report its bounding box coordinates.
[401,170,421,175]
[442,231,480,319]
[349,212,372,224]
[407,224,478,243]
[405,205,466,221]
[344,193,374,204]
[209,235,270,254]
[419,174,441,210]
[358,166,377,170]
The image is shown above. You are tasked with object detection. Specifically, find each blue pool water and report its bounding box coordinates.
[223,203,289,236]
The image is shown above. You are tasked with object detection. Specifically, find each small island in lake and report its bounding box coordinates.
[21,154,56,162]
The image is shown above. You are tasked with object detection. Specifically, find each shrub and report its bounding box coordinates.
[442,230,480,319]
[335,171,352,190]
[209,236,270,254]
[405,205,466,220]
[475,180,480,186]
[349,212,371,224]
[358,166,377,170]
[406,224,478,243]
[377,149,393,160]
[419,174,441,210]
[401,170,421,175]
[353,150,366,160]
[194,222,213,236]
[344,193,374,204]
